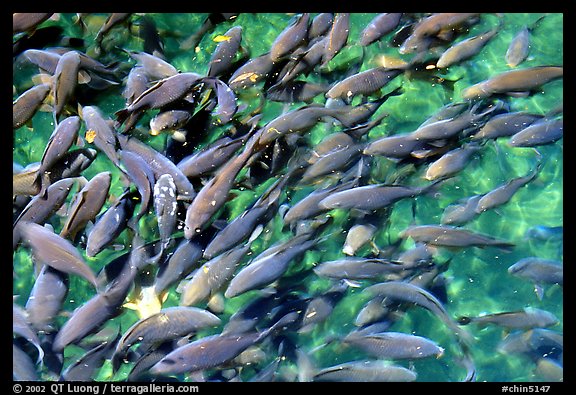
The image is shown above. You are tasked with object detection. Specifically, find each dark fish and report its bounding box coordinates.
[112,306,221,370]
[534,358,563,382]
[325,67,402,102]
[13,303,45,364]
[424,143,482,181]
[180,242,251,306]
[126,50,178,81]
[508,257,563,299]
[20,222,98,288]
[138,15,165,58]
[60,333,119,381]
[461,66,563,100]
[52,50,81,123]
[313,360,417,382]
[441,194,483,226]
[13,83,50,129]
[86,191,136,257]
[153,174,178,249]
[308,13,333,39]
[359,13,403,46]
[508,118,563,147]
[322,13,350,66]
[202,77,238,124]
[224,233,316,298]
[176,136,243,179]
[183,129,260,238]
[525,225,563,243]
[363,133,424,159]
[13,177,77,249]
[270,13,310,62]
[179,13,239,51]
[59,171,112,240]
[228,52,275,91]
[458,307,559,330]
[313,257,406,280]
[95,13,132,49]
[301,143,364,183]
[13,343,39,381]
[122,66,150,107]
[471,111,544,141]
[435,25,499,69]
[277,37,328,84]
[118,134,196,200]
[47,147,98,182]
[118,150,155,223]
[19,48,61,73]
[25,265,68,333]
[401,224,515,250]
[266,80,329,103]
[505,16,546,68]
[343,330,444,360]
[475,164,540,213]
[13,163,42,196]
[153,238,203,297]
[149,110,192,136]
[319,182,436,211]
[208,25,243,77]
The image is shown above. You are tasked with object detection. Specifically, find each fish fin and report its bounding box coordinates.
[77,70,92,84]
[534,284,545,301]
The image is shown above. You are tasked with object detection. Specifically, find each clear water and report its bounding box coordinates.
[13,13,563,382]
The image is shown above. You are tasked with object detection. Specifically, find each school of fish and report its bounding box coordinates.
[13,13,563,382]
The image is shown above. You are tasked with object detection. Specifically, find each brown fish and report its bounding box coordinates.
[13,83,50,129]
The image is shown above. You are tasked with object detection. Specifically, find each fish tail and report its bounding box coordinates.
[114,108,130,125]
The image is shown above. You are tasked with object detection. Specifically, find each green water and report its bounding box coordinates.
[13,13,563,382]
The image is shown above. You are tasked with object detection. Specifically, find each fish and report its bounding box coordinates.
[343,330,445,360]
[19,222,98,289]
[112,306,221,370]
[441,194,483,226]
[505,16,546,68]
[202,77,238,124]
[470,111,544,141]
[266,80,329,103]
[176,136,243,179]
[342,223,378,256]
[308,13,333,40]
[276,37,328,85]
[122,66,150,107]
[126,50,178,81]
[325,67,402,102]
[80,105,121,166]
[228,52,275,91]
[13,83,51,129]
[270,13,310,62]
[359,13,403,46]
[457,307,559,330]
[534,358,563,382]
[179,13,239,51]
[61,332,119,381]
[313,257,406,280]
[461,66,563,100]
[25,265,69,333]
[59,171,112,241]
[313,360,417,382]
[363,133,425,159]
[153,174,179,249]
[13,13,54,34]
[424,143,482,181]
[363,280,473,344]
[508,118,563,147]
[401,224,515,250]
[13,303,45,364]
[322,13,350,66]
[13,162,42,196]
[508,257,563,300]
[153,238,203,298]
[475,163,541,213]
[51,50,81,123]
[525,225,563,244]
[208,26,243,77]
[435,25,499,69]
[13,343,39,381]
[118,150,155,223]
[86,191,136,257]
[301,143,364,183]
[94,13,132,49]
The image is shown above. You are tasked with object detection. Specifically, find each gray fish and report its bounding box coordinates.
[228,52,275,91]
[424,143,481,181]
[441,194,483,226]
[112,306,221,370]
[149,110,192,136]
[325,67,402,102]
[203,77,238,124]
[525,225,563,244]
[322,13,350,66]
[471,111,544,141]
[313,257,406,280]
[153,238,203,298]
[60,171,112,240]
[360,13,403,46]
[301,143,364,183]
[176,136,243,179]
[363,133,424,159]
[343,223,378,256]
[278,37,328,84]
[319,182,435,211]
[118,150,155,223]
[25,265,68,333]
[13,83,50,129]
[343,330,445,360]
[508,118,563,147]
[13,162,42,196]
[126,50,178,80]
[461,66,563,100]
[122,66,150,106]
[266,80,329,103]
[505,16,546,68]
[13,177,77,249]
[19,49,62,74]
[13,343,39,381]
[475,164,540,213]
[313,360,417,382]
[20,222,98,288]
[95,13,132,48]
[180,242,252,306]
[208,26,243,77]
[86,191,136,257]
[153,174,178,248]
[435,25,499,69]
[61,333,119,381]
[13,303,45,364]
[308,13,333,39]
[47,147,98,182]
[534,358,563,382]
[52,50,81,123]
[118,134,196,200]
[508,257,563,299]
[183,129,260,238]
[270,13,310,62]
[401,224,515,250]
[497,328,563,357]
[13,12,53,34]
[81,105,121,166]
[224,233,316,298]
[458,307,558,330]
